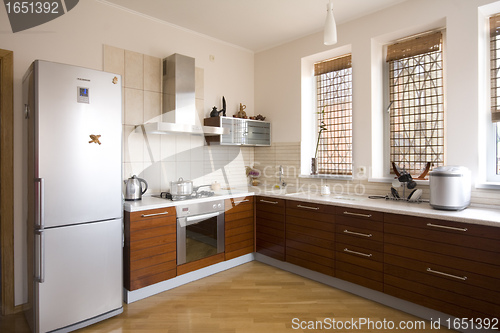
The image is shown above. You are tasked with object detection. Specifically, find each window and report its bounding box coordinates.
[314,54,352,175]
[386,31,444,176]
[490,14,500,175]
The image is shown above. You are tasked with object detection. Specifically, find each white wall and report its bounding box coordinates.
[255,0,497,182]
[0,0,254,305]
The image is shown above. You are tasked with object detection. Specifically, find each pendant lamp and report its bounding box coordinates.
[324,0,337,45]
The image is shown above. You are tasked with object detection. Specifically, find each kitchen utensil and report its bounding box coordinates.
[170,177,193,195]
[124,175,148,201]
[407,189,422,202]
[211,181,221,191]
[429,166,471,210]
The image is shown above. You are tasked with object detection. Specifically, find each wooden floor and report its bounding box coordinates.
[1,261,455,333]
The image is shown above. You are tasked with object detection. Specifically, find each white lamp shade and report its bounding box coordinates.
[324,2,337,45]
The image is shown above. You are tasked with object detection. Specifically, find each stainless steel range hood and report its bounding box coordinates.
[136,53,226,136]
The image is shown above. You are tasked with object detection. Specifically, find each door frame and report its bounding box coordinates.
[0,49,17,315]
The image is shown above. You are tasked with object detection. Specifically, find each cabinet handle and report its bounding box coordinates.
[260,199,278,204]
[233,199,250,205]
[297,204,320,210]
[426,223,467,232]
[343,211,372,218]
[344,248,372,258]
[427,267,467,281]
[141,211,169,218]
[343,229,372,238]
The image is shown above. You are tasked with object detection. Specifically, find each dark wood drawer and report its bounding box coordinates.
[336,224,383,243]
[385,216,500,253]
[129,207,176,223]
[129,251,177,272]
[287,239,334,259]
[286,251,334,276]
[287,217,335,239]
[286,229,334,250]
[385,213,500,241]
[286,199,336,215]
[225,196,254,214]
[384,266,500,319]
[336,233,383,253]
[336,261,384,291]
[129,266,176,291]
[226,222,253,238]
[256,196,285,210]
[335,206,384,222]
[130,233,175,252]
[225,216,253,230]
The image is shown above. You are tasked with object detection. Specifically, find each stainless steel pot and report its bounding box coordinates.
[170,177,193,195]
[170,177,212,196]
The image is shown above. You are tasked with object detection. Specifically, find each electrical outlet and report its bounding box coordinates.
[358,166,367,177]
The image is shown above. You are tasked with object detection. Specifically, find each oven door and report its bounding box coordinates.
[177,211,225,265]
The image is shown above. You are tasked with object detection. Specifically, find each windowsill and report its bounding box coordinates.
[475,182,500,190]
[299,174,353,181]
[368,176,430,186]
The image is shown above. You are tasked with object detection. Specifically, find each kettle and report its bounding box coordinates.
[124,175,148,201]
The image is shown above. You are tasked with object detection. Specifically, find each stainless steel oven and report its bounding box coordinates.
[176,199,225,265]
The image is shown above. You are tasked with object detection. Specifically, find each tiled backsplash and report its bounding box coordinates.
[254,141,500,207]
[103,45,254,193]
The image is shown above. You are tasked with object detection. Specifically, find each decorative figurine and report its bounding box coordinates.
[210,96,226,117]
[236,103,247,118]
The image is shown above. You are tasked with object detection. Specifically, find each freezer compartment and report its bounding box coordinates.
[35,219,123,333]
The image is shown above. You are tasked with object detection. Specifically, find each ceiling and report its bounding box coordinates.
[103,0,407,52]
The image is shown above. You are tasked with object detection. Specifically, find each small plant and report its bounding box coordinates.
[315,109,327,159]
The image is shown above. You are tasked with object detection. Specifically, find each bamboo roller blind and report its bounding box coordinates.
[386,31,442,62]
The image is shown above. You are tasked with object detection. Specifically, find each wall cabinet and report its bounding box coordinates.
[335,207,384,291]
[285,200,335,276]
[204,116,271,146]
[225,196,255,260]
[124,207,177,291]
[384,213,500,320]
[255,196,286,261]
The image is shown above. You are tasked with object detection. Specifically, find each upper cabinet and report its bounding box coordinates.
[204,116,271,146]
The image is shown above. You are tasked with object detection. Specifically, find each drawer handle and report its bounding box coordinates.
[343,229,372,238]
[141,211,169,218]
[426,223,468,232]
[344,248,372,258]
[233,199,250,205]
[427,267,467,281]
[297,204,320,210]
[343,211,372,218]
[260,199,278,204]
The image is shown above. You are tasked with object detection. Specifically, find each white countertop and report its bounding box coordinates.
[124,187,500,228]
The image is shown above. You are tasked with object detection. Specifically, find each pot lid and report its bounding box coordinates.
[429,166,470,176]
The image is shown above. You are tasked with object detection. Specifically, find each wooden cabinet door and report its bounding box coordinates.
[384,213,500,320]
[124,207,177,291]
[285,200,335,276]
[225,196,254,260]
[255,196,286,261]
[335,206,384,291]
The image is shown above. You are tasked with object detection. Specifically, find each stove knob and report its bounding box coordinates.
[218,203,222,209]
[213,204,217,209]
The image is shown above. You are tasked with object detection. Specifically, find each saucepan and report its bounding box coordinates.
[170,177,210,195]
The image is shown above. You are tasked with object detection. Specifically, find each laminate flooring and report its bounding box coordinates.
[1,261,455,333]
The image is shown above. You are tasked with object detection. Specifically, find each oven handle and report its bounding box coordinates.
[181,212,221,226]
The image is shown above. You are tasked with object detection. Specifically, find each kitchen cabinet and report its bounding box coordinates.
[204,116,271,146]
[124,207,177,291]
[285,200,335,276]
[384,213,500,320]
[335,207,384,291]
[255,196,286,261]
[225,196,255,260]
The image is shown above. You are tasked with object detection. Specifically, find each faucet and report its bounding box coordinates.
[278,165,286,188]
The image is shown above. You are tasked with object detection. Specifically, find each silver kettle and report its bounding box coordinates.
[124,175,148,201]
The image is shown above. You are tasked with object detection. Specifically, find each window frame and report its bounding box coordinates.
[384,30,446,178]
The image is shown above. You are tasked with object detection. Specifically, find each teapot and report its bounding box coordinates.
[124,175,148,201]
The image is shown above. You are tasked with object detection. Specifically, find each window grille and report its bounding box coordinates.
[386,31,444,176]
[489,14,500,174]
[314,54,352,175]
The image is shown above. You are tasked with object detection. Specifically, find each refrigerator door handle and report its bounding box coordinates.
[35,178,44,229]
[35,229,45,283]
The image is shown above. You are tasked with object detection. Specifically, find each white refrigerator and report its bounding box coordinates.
[23,60,123,333]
